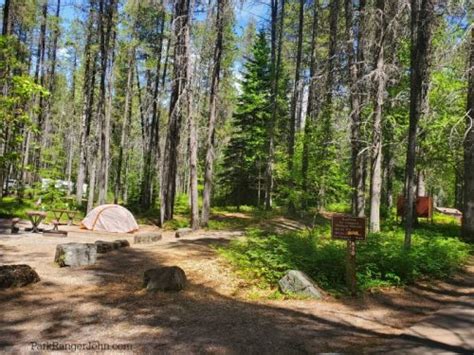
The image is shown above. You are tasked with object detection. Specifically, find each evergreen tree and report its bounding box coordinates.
[219,30,271,207]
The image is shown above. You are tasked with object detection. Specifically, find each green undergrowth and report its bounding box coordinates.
[0,196,85,222]
[0,197,36,218]
[217,217,471,295]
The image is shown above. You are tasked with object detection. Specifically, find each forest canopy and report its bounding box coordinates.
[0,0,473,242]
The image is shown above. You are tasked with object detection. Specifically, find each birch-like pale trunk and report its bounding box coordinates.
[369,0,386,233]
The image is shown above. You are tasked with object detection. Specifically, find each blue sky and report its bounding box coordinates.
[0,0,269,36]
[0,0,268,86]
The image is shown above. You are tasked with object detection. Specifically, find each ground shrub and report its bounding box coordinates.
[0,197,35,218]
[218,221,471,294]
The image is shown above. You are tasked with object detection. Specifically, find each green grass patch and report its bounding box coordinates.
[326,202,351,214]
[163,217,190,230]
[217,221,471,295]
[206,216,255,230]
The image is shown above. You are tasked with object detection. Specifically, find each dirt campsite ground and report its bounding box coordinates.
[0,215,473,353]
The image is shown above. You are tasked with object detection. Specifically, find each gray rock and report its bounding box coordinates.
[95,240,115,253]
[95,240,129,253]
[0,265,40,289]
[134,232,162,244]
[175,228,193,238]
[54,243,97,267]
[143,266,186,292]
[278,270,325,299]
[115,239,130,248]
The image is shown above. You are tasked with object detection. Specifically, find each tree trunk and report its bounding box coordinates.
[404,0,436,248]
[345,0,366,217]
[369,0,386,233]
[188,93,199,230]
[66,47,78,197]
[140,10,166,209]
[97,0,117,206]
[301,0,319,207]
[87,155,97,213]
[76,1,97,205]
[383,143,394,209]
[34,2,48,173]
[201,0,226,226]
[2,0,11,35]
[114,50,134,204]
[66,136,74,196]
[416,170,426,196]
[265,0,285,210]
[454,163,463,210]
[41,0,61,154]
[316,0,340,209]
[288,0,304,184]
[462,26,474,242]
[160,0,191,224]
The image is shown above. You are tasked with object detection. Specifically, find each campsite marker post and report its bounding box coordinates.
[331,215,367,296]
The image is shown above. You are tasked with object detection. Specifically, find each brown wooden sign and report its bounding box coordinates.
[331,215,366,241]
[396,196,433,218]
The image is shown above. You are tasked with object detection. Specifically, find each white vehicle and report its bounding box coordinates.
[41,178,74,192]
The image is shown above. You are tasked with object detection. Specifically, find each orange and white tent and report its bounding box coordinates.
[81,204,139,233]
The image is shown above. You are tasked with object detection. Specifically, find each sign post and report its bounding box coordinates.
[331,215,366,296]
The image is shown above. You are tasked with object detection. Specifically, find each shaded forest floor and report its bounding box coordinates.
[0,210,473,353]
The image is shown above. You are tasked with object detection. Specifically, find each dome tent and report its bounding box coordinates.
[81,204,139,233]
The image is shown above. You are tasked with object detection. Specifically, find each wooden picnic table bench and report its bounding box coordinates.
[51,209,78,226]
[26,211,47,233]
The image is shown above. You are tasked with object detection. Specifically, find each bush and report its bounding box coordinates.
[218,223,471,294]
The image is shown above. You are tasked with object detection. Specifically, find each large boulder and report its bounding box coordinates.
[95,240,115,254]
[0,265,40,289]
[175,228,193,238]
[143,266,186,292]
[54,243,97,267]
[134,232,162,244]
[278,270,325,299]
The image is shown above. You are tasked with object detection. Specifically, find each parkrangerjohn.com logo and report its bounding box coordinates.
[30,341,133,351]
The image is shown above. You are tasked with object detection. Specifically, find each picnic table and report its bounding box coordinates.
[26,211,47,233]
[51,209,78,226]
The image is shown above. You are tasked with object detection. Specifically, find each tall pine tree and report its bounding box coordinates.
[219,30,271,207]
